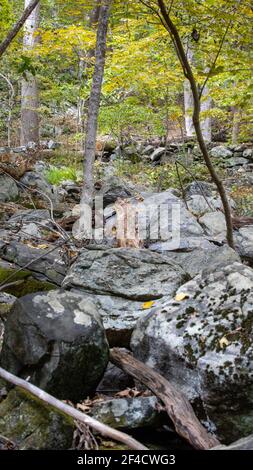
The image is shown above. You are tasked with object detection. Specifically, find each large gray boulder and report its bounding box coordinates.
[131,260,253,442]
[210,146,233,159]
[0,290,109,402]
[0,174,19,202]
[62,247,186,346]
[105,190,212,252]
[199,211,226,238]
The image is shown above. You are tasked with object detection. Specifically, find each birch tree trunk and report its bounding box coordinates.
[81,0,112,210]
[184,48,212,142]
[21,0,40,146]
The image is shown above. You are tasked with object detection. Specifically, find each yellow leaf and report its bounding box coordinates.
[219,337,229,348]
[37,244,49,249]
[175,293,188,302]
[142,301,155,310]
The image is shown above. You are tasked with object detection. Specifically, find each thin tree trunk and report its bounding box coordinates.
[0,366,147,451]
[200,83,212,142]
[0,0,40,59]
[110,348,219,450]
[157,0,234,248]
[81,0,112,210]
[232,106,240,144]
[21,0,40,146]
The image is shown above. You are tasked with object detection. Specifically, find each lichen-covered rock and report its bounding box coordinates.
[199,211,226,238]
[210,146,233,159]
[0,174,19,203]
[235,226,253,263]
[131,261,253,442]
[0,240,67,285]
[0,290,109,402]
[62,247,186,346]
[0,293,16,352]
[91,396,165,429]
[0,388,74,449]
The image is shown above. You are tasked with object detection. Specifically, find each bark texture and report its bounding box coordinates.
[21,0,40,145]
[81,0,112,210]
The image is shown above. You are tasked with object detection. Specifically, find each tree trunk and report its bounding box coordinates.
[157,0,234,248]
[21,0,40,146]
[184,48,212,141]
[81,0,112,210]
[0,0,40,59]
[232,106,240,144]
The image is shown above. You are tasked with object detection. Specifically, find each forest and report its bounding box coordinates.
[0,0,253,458]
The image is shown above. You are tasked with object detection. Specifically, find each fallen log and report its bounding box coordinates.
[110,348,220,450]
[0,367,147,451]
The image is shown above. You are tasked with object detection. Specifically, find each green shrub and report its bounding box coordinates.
[45,166,77,185]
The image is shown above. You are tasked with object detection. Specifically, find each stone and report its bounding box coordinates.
[185,181,215,198]
[187,195,221,217]
[20,171,55,199]
[104,190,210,252]
[91,396,165,430]
[150,147,165,162]
[131,260,253,442]
[0,290,109,402]
[210,146,233,159]
[0,258,56,298]
[199,211,227,238]
[62,247,186,346]
[0,388,74,450]
[97,362,134,393]
[168,245,240,278]
[142,145,155,156]
[7,209,50,227]
[0,240,67,285]
[0,174,19,203]
[97,176,135,207]
[13,146,27,154]
[0,292,16,318]
[47,140,61,150]
[243,149,253,160]
[235,226,253,263]
[226,157,249,167]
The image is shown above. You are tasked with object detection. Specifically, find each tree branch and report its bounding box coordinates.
[0,0,41,59]
[0,366,147,451]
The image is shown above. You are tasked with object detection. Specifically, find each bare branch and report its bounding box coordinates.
[0,366,147,451]
[0,0,41,58]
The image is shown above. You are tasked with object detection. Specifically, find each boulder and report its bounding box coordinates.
[0,174,19,203]
[243,149,253,160]
[20,172,55,199]
[235,226,253,263]
[0,293,16,352]
[0,388,74,450]
[131,260,253,442]
[226,157,249,168]
[0,240,67,285]
[210,146,233,159]
[91,396,165,430]
[185,181,215,198]
[0,290,109,402]
[62,247,186,346]
[199,211,226,238]
[150,147,165,162]
[104,190,211,252]
[96,176,135,207]
[97,362,134,393]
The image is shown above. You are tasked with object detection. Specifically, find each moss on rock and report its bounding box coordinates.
[0,386,74,449]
